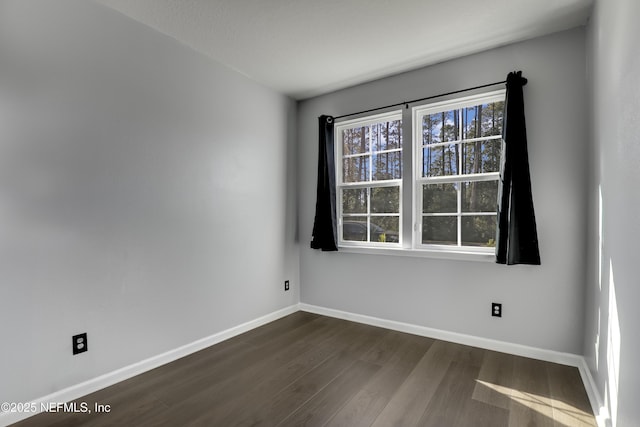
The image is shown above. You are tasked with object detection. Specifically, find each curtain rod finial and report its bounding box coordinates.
[320,115,334,124]
[507,71,528,86]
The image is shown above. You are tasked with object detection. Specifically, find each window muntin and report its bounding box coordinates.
[336,111,402,247]
[414,90,505,252]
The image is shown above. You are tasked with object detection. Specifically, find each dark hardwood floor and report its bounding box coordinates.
[12,312,597,426]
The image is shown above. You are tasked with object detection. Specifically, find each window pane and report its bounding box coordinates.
[373,119,402,151]
[423,183,457,213]
[481,102,504,137]
[373,151,402,180]
[342,219,367,241]
[462,139,501,174]
[463,102,504,139]
[343,156,369,182]
[342,188,367,214]
[342,127,369,155]
[423,110,459,144]
[462,215,497,247]
[422,216,457,245]
[372,217,399,243]
[371,186,399,213]
[423,144,459,177]
[461,180,498,212]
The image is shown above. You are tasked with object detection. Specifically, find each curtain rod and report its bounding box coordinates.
[331,79,514,122]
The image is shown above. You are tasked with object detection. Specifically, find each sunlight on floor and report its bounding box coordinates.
[475,380,595,427]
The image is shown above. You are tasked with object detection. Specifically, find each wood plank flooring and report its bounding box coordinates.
[11,312,597,427]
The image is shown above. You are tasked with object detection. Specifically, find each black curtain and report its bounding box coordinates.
[496,71,541,265]
[311,115,338,251]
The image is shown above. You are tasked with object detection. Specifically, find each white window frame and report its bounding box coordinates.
[334,89,505,260]
[413,90,505,254]
[335,110,403,249]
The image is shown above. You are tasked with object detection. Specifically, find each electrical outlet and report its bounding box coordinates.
[72,333,88,355]
[284,280,290,291]
[491,303,502,318]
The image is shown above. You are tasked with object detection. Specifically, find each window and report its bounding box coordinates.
[335,90,505,256]
[336,111,402,247]
[414,91,504,252]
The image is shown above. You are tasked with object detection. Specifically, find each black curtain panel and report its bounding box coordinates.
[311,115,338,251]
[496,71,541,265]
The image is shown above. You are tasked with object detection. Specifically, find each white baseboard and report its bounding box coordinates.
[299,303,581,365]
[0,304,298,427]
[299,303,608,427]
[576,358,610,427]
[2,302,609,427]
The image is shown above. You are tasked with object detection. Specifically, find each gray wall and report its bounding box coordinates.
[584,0,640,425]
[298,29,588,354]
[0,0,298,404]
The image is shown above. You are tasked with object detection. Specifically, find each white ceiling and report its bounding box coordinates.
[94,0,593,100]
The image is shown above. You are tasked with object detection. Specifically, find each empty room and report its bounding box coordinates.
[1,0,638,426]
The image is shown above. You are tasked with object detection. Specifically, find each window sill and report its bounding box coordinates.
[337,245,495,263]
